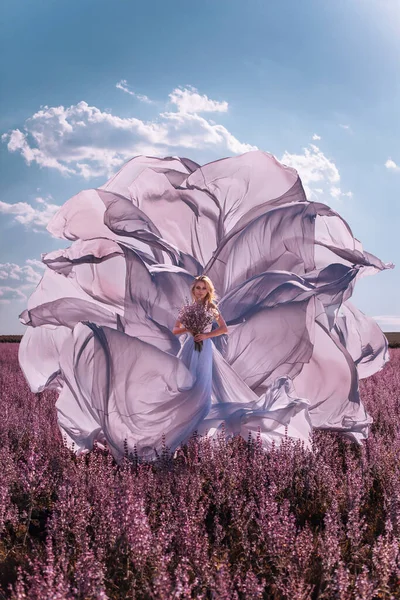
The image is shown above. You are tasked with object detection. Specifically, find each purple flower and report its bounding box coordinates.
[178,301,215,351]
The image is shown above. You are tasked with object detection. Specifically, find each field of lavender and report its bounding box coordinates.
[0,343,400,600]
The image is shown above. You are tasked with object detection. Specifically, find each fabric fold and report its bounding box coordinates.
[18,150,393,459]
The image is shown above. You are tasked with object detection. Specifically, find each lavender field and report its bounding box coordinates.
[1,343,400,599]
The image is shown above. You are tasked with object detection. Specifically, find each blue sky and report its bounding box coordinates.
[0,0,399,333]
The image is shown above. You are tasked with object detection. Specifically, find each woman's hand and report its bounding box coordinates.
[193,333,208,342]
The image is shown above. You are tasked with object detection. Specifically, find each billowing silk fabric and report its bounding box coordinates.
[19,151,394,461]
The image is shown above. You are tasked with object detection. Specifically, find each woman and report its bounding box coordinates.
[173,275,228,344]
[169,275,228,444]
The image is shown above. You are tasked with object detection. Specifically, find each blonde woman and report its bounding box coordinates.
[172,275,228,344]
[169,276,228,426]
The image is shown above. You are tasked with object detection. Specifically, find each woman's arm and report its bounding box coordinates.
[193,313,228,342]
[172,320,190,336]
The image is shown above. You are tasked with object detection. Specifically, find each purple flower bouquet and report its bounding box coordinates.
[178,302,215,351]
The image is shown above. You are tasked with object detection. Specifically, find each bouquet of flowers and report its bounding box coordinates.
[178,300,216,352]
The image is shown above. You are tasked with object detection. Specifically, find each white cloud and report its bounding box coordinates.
[0,196,60,229]
[339,124,352,131]
[282,143,339,185]
[1,129,75,175]
[312,133,321,141]
[1,87,253,179]
[0,259,45,304]
[281,144,352,201]
[168,86,228,114]
[159,110,255,154]
[330,187,353,199]
[0,286,27,305]
[0,260,44,285]
[116,80,154,104]
[385,158,400,172]
[26,258,46,270]
[330,186,342,198]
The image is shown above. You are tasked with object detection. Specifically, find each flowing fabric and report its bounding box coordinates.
[18,151,394,461]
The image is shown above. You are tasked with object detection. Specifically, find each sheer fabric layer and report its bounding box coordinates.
[18,151,393,460]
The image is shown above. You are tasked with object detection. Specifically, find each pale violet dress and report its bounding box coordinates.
[177,312,312,457]
[22,307,312,463]
[18,151,392,462]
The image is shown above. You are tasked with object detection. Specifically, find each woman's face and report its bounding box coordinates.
[193,280,209,301]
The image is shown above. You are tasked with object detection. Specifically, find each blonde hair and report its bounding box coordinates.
[190,275,218,306]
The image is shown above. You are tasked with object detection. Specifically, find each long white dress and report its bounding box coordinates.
[17,151,393,462]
